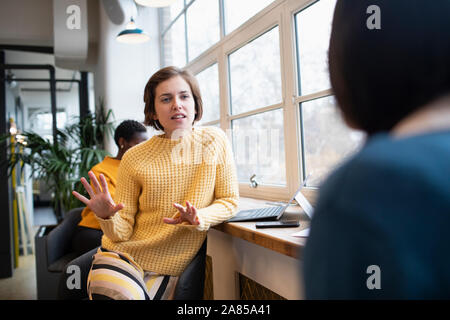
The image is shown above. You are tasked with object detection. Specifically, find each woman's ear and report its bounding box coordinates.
[118,137,126,149]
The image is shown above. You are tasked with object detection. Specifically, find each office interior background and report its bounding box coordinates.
[0,0,364,299]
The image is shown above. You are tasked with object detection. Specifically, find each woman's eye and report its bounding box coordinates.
[181,94,190,99]
[161,97,171,103]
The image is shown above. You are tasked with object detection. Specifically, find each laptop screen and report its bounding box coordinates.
[294,189,314,218]
[276,176,310,218]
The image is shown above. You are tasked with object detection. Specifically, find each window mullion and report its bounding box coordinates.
[280,1,302,195]
[219,0,225,39]
[228,102,284,121]
[294,89,333,104]
[158,8,164,68]
[184,0,189,64]
[218,46,231,132]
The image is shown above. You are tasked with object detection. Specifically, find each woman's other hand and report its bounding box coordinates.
[164,201,200,225]
[72,171,124,219]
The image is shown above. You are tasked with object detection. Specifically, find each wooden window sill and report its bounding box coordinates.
[213,196,312,259]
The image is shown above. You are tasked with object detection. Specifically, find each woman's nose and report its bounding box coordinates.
[172,98,182,110]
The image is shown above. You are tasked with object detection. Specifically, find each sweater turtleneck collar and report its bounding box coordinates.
[154,127,196,144]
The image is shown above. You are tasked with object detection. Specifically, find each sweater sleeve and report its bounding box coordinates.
[96,153,140,242]
[194,129,239,231]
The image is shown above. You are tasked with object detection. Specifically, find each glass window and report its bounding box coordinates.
[29,110,67,133]
[34,112,53,130]
[195,63,220,124]
[169,0,184,19]
[295,0,337,95]
[162,16,186,67]
[186,0,220,61]
[232,109,286,186]
[300,96,365,187]
[228,27,282,115]
[161,0,185,30]
[224,0,275,34]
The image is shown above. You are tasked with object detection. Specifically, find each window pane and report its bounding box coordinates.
[186,0,220,61]
[224,0,274,34]
[170,0,185,18]
[295,0,337,95]
[161,0,185,30]
[29,110,67,134]
[232,109,286,186]
[229,27,282,115]
[301,96,365,187]
[196,63,220,124]
[162,16,186,67]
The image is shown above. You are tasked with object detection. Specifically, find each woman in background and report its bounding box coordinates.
[72,120,148,256]
[303,0,450,299]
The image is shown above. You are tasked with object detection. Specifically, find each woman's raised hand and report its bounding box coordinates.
[163,201,200,226]
[72,171,124,219]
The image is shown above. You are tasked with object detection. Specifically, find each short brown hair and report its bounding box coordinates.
[143,66,203,131]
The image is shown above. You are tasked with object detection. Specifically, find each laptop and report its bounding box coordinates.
[227,177,310,222]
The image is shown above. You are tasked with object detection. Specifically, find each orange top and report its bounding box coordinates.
[78,156,121,229]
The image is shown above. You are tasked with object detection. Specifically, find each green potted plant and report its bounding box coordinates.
[1,99,115,221]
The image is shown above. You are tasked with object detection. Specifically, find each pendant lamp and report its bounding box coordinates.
[116,17,150,44]
[134,0,177,7]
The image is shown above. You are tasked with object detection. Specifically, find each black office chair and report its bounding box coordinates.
[37,206,207,300]
[35,207,84,300]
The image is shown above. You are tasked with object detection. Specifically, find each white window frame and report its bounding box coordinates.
[160,0,333,201]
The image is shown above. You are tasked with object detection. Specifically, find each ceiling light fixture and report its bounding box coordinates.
[116,17,150,44]
[6,70,17,88]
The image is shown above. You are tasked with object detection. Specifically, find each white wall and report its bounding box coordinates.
[94,3,161,155]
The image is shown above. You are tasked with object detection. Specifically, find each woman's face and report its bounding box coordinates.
[153,75,196,138]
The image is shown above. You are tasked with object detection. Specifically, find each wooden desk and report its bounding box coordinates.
[207,197,311,300]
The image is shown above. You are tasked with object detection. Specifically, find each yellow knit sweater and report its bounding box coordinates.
[97,126,239,276]
[79,156,120,230]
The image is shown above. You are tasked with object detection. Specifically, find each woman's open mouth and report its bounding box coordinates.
[171,114,186,120]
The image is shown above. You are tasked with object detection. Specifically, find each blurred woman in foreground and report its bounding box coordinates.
[303,0,450,299]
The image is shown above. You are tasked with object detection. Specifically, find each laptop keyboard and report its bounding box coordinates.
[227,206,285,222]
[252,207,282,217]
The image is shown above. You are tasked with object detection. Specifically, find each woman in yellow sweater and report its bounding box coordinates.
[71,120,148,256]
[72,66,239,300]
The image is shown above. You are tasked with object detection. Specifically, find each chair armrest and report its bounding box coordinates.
[46,207,84,266]
[36,224,57,237]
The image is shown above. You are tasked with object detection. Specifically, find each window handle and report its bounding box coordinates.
[250,174,258,188]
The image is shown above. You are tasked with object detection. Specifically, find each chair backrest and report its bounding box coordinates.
[46,207,83,266]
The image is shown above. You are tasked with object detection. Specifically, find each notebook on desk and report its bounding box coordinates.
[227,178,311,222]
